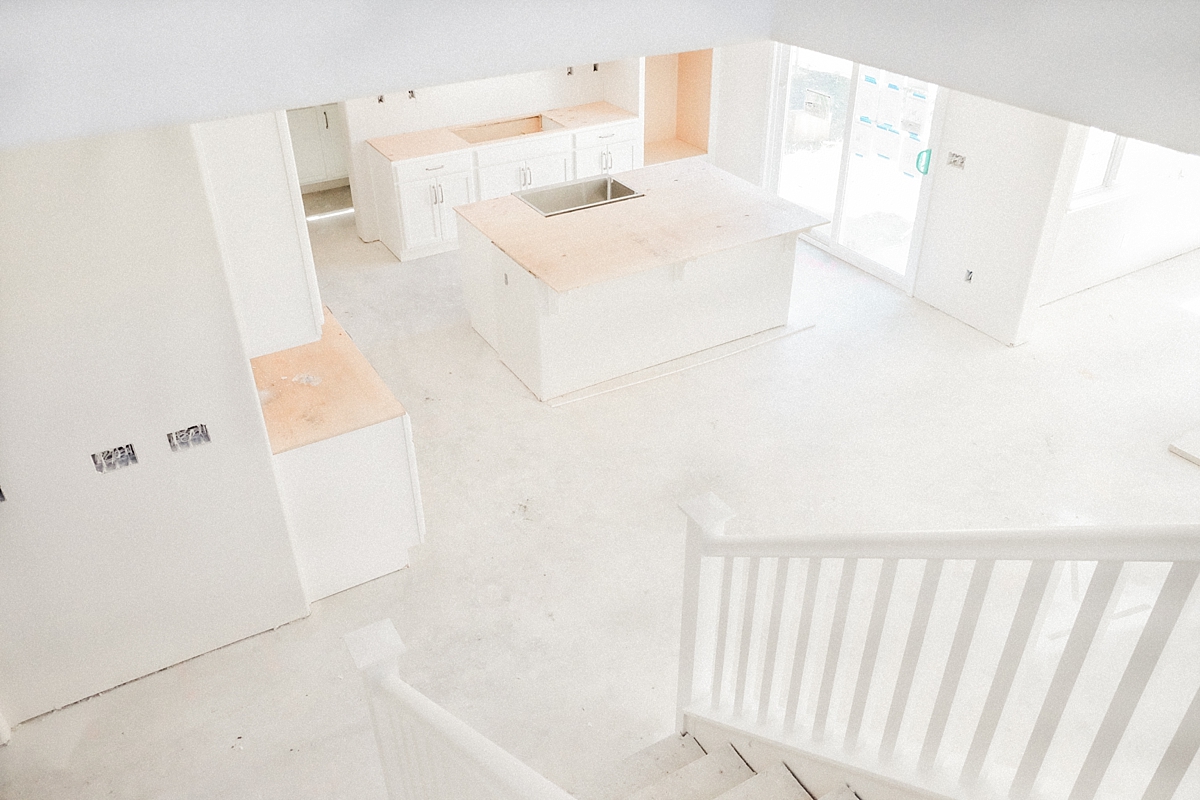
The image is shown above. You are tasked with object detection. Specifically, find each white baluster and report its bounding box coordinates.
[784,558,823,731]
[814,558,858,740]
[845,558,898,749]
[758,557,792,726]
[960,560,1054,785]
[881,559,944,761]
[1069,562,1200,800]
[734,557,761,716]
[920,559,995,770]
[1010,562,1123,800]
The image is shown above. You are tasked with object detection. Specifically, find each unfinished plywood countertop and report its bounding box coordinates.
[454,160,828,293]
[251,309,404,454]
[367,101,637,162]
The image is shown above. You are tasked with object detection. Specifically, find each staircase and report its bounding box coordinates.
[574,733,827,800]
[345,492,1200,800]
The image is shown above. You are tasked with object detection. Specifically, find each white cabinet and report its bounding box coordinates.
[286,104,349,188]
[395,171,473,257]
[575,121,642,178]
[476,134,572,201]
[372,147,476,261]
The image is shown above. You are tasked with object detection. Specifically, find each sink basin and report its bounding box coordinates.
[451,114,564,144]
[515,176,644,217]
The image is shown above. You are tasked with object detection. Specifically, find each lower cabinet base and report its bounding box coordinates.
[381,237,459,263]
[460,222,798,401]
[273,415,425,602]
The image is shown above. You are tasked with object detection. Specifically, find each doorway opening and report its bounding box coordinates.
[772,46,939,291]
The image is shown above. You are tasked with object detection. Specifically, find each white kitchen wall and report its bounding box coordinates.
[1039,127,1200,304]
[345,60,640,243]
[913,91,1072,345]
[193,111,324,358]
[0,126,309,725]
[708,41,779,187]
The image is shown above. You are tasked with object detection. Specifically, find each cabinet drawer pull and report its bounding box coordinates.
[431,184,438,205]
[425,165,445,171]
[599,133,615,138]
[437,184,444,204]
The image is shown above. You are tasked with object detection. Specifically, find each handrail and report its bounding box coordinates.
[680,492,1200,562]
[676,492,1200,800]
[346,619,576,800]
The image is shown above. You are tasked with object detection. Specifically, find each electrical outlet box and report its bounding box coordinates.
[92,443,137,473]
[947,152,966,169]
[168,423,211,451]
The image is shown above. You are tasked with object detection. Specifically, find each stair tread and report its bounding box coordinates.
[625,742,755,800]
[711,762,814,800]
[574,734,708,800]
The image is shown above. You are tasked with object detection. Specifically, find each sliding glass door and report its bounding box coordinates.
[775,47,939,290]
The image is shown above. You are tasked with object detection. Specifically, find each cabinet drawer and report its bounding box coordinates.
[475,131,572,168]
[574,121,639,150]
[393,150,474,184]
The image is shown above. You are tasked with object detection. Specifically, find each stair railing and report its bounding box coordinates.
[347,619,576,800]
[676,492,1200,800]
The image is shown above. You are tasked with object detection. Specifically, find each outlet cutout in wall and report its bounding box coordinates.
[947,152,966,169]
[965,270,974,282]
[92,443,137,473]
[567,66,574,76]
[0,485,6,502]
[407,90,415,99]
[167,423,211,452]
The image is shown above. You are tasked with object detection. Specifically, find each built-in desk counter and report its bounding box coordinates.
[454,161,827,401]
[251,309,425,601]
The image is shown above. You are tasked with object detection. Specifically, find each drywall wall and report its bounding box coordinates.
[3,1,1197,159]
[0,0,765,153]
[771,0,1200,158]
[913,91,1072,345]
[644,54,679,144]
[676,50,714,150]
[346,60,639,243]
[193,111,324,358]
[709,41,780,187]
[0,126,309,725]
[1039,127,1200,304]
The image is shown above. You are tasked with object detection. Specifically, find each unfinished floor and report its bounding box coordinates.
[2,209,1199,799]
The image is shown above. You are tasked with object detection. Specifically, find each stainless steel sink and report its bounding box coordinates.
[514,176,643,217]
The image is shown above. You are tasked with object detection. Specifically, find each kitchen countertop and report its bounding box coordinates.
[251,308,405,454]
[367,101,638,163]
[454,159,829,293]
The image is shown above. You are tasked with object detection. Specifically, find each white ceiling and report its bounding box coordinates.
[2,0,1197,155]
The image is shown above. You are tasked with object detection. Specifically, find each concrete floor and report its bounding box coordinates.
[3,207,1199,799]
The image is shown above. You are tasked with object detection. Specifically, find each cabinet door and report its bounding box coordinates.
[397,179,441,251]
[575,145,608,179]
[608,141,637,174]
[318,104,349,180]
[477,161,524,201]
[286,107,327,185]
[436,171,474,243]
[525,153,570,189]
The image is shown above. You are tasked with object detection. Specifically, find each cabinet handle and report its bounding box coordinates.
[523,166,531,186]
[431,184,438,205]
[599,133,615,139]
[425,165,445,171]
[437,184,444,204]
[324,111,329,129]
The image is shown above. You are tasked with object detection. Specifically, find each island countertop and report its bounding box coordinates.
[453,160,828,293]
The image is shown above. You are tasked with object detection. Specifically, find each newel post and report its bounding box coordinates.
[345,619,408,799]
[676,492,736,733]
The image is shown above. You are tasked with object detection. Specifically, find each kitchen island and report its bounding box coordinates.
[454,160,827,401]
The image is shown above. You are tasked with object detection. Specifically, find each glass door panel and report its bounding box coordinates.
[837,66,936,273]
[776,48,853,242]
